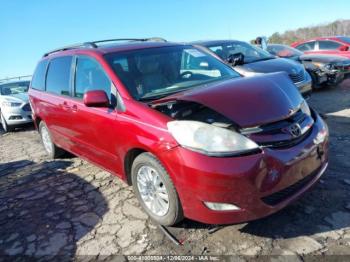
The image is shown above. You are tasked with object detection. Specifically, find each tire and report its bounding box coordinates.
[39,121,65,159]
[309,72,322,90]
[1,113,13,132]
[131,152,184,226]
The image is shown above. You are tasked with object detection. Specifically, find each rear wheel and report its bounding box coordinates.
[39,122,65,158]
[131,152,184,226]
[1,113,13,132]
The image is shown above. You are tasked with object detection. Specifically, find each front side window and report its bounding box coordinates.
[31,60,48,91]
[46,56,72,96]
[206,41,275,63]
[74,56,111,99]
[105,46,239,101]
[0,81,30,96]
[295,41,316,51]
[318,40,342,50]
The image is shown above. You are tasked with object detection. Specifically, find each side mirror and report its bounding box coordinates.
[227,53,245,66]
[339,45,349,51]
[83,90,109,107]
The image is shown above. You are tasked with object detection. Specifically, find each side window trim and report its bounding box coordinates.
[71,55,78,98]
[43,60,49,91]
[315,41,319,51]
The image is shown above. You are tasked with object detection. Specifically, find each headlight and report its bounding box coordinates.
[167,120,259,156]
[300,100,311,116]
[324,64,335,70]
[1,101,22,107]
[312,62,325,68]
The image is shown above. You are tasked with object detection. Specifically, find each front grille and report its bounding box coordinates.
[241,109,314,149]
[258,125,313,149]
[261,167,320,206]
[22,103,31,112]
[258,110,305,134]
[289,70,305,83]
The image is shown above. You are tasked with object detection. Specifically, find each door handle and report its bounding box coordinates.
[61,101,71,110]
[71,104,78,112]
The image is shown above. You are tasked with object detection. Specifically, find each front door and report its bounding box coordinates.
[67,55,122,174]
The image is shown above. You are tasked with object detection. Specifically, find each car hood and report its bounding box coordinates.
[154,72,303,128]
[1,93,28,103]
[239,58,303,75]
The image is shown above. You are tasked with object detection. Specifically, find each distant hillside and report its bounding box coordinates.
[268,19,350,45]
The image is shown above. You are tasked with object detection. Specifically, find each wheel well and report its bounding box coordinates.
[35,116,42,130]
[124,148,146,185]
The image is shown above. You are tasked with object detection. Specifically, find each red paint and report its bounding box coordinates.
[153,72,302,128]
[291,37,350,59]
[29,42,329,224]
[83,90,110,107]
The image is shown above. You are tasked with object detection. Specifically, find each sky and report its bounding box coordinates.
[0,0,349,79]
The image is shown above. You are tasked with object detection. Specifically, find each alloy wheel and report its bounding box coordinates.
[41,125,53,155]
[136,165,170,216]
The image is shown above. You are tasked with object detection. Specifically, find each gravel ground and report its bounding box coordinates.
[0,79,349,260]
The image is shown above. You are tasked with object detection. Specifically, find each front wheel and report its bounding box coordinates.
[1,113,13,132]
[39,122,65,159]
[131,152,184,226]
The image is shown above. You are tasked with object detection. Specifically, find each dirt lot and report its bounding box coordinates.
[0,79,350,259]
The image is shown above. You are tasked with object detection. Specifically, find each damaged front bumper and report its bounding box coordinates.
[159,111,329,225]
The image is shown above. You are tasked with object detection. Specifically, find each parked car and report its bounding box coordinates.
[0,79,32,132]
[29,39,329,226]
[291,36,350,59]
[194,40,312,97]
[267,44,350,88]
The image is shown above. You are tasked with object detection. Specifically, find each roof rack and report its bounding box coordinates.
[42,42,97,57]
[42,37,167,57]
[0,75,32,83]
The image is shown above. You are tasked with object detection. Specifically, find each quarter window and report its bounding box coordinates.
[31,60,48,91]
[74,57,111,99]
[318,40,342,50]
[46,57,72,96]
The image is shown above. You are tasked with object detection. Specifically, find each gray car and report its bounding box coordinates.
[0,80,33,132]
[193,40,312,97]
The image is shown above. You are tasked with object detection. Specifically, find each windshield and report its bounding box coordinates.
[205,41,275,64]
[105,45,240,100]
[267,44,303,58]
[0,81,30,95]
[339,36,350,45]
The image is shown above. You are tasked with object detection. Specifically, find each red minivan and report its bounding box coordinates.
[29,39,329,226]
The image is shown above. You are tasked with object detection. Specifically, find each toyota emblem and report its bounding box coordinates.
[287,123,302,138]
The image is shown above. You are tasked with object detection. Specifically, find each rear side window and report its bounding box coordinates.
[46,56,72,96]
[318,40,342,50]
[296,41,315,51]
[74,56,111,99]
[31,60,48,91]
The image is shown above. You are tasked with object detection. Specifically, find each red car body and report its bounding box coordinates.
[291,36,350,59]
[29,41,329,225]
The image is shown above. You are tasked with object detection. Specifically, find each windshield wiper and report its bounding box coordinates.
[138,93,174,102]
[138,76,238,102]
[246,57,275,63]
